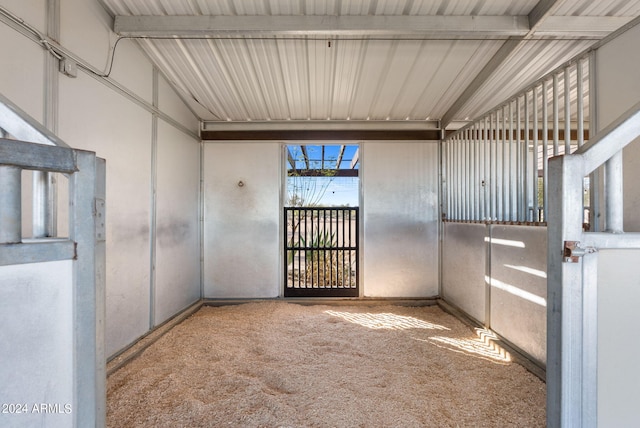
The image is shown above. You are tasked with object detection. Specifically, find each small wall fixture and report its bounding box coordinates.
[237,180,245,187]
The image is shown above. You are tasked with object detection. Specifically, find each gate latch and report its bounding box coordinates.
[563,241,596,263]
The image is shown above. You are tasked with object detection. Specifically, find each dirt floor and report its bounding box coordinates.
[107,301,545,427]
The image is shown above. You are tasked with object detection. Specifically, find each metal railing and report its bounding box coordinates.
[284,207,358,297]
[547,100,640,427]
[442,53,591,225]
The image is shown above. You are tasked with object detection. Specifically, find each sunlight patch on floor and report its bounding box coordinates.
[325,310,450,331]
[419,327,512,364]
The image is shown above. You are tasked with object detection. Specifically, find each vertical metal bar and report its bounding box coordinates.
[605,151,624,233]
[589,52,600,232]
[340,210,347,287]
[533,85,540,221]
[543,79,550,222]
[547,155,586,427]
[456,137,461,220]
[553,73,560,156]
[348,208,352,287]
[354,207,359,290]
[582,253,599,428]
[472,123,480,221]
[509,101,515,221]
[490,112,496,221]
[502,105,508,222]
[516,96,523,221]
[565,66,572,155]
[524,92,531,222]
[299,208,303,288]
[70,151,100,428]
[0,166,22,244]
[148,67,159,329]
[469,127,475,221]
[485,117,491,221]
[577,59,585,148]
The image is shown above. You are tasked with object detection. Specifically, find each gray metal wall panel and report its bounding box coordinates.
[154,121,201,324]
[203,142,280,298]
[361,141,439,297]
[597,249,640,427]
[441,222,487,323]
[596,23,640,232]
[490,225,547,365]
[58,72,152,357]
[0,260,74,428]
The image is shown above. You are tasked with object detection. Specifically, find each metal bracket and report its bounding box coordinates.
[563,241,596,263]
[94,198,106,242]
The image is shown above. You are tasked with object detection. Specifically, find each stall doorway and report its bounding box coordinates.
[284,144,359,297]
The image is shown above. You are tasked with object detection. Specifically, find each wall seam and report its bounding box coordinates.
[149,67,159,329]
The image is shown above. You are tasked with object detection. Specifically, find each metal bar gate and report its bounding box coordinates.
[284,207,359,297]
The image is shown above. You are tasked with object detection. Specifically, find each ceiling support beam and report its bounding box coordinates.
[440,38,522,129]
[442,0,564,129]
[115,15,531,38]
[350,148,359,169]
[300,145,310,170]
[336,145,346,169]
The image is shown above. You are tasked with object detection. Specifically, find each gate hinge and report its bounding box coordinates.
[563,241,596,263]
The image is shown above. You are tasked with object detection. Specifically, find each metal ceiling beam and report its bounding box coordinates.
[441,0,570,129]
[114,14,623,38]
[350,148,359,169]
[336,145,346,169]
[287,147,296,170]
[202,120,440,131]
[300,145,310,170]
[115,15,531,38]
[440,38,522,129]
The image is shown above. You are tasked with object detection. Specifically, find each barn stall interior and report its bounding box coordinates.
[1,0,640,427]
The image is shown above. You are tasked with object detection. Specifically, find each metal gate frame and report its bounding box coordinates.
[0,136,106,427]
[547,101,640,427]
[284,206,359,297]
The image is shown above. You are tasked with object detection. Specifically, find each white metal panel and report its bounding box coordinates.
[60,0,115,72]
[154,121,200,324]
[158,73,199,131]
[442,223,487,323]
[203,142,280,298]
[0,23,45,123]
[489,225,547,366]
[58,71,152,357]
[106,38,154,105]
[361,141,438,297]
[597,249,640,427]
[0,260,74,428]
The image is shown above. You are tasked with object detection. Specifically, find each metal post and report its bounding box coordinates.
[565,66,572,155]
[553,73,560,156]
[0,166,22,244]
[543,79,550,222]
[524,91,531,222]
[577,59,585,148]
[605,151,624,233]
[533,86,540,221]
[33,171,56,237]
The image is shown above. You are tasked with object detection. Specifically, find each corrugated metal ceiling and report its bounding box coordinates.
[101,0,640,129]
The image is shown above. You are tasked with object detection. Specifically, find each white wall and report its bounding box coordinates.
[203,142,281,298]
[0,0,201,358]
[594,21,640,428]
[0,261,74,428]
[361,141,439,297]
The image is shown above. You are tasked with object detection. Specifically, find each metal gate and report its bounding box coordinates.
[284,207,358,297]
